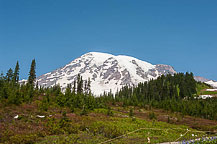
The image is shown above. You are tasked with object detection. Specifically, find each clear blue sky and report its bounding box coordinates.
[0,0,217,80]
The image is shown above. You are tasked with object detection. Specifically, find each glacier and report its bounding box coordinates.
[36,52,177,95]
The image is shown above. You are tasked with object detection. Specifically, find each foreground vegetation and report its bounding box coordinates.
[0,60,217,143]
[1,102,215,144]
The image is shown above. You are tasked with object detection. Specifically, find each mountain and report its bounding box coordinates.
[194,76,210,83]
[36,52,217,95]
[36,52,176,95]
[194,76,217,88]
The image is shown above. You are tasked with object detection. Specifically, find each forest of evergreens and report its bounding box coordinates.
[0,60,217,120]
[0,60,107,116]
[110,73,217,120]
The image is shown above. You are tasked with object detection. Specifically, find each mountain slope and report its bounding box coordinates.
[194,76,217,88]
[37,52,176,95]
[205,80,217,88]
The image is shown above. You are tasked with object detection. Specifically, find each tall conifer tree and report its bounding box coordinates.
[77,74,83,94]
[13,61,20,83]
[28,59,36,86]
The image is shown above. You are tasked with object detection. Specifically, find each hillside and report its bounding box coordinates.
[1,59,217,144]
[1,98,217,144]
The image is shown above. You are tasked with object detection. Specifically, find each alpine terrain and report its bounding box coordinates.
[36,52,217,95]
[194,76,217,88]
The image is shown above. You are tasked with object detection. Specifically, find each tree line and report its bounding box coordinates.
[1,60,217,120]
[102,73,217,120]
[0,60,106,115]
[0,59,37,105]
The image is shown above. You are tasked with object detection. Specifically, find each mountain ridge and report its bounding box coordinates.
[36,52,217,95]
[36,52,177,95]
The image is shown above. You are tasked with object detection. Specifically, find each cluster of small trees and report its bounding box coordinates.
[36,73,108,115]
[0,59,105,115]
[52,74,96,112]
[0,60,105,115]
[0,59,37,105]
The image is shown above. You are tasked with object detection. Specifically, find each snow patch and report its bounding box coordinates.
[198,95,213,99]
[205,80,217,88]
[37,115,45,118]
[206,89,217,92]
[14,115,19,119]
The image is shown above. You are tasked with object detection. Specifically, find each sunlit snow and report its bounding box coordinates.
[36,52,176,96]
[205,80,217,88]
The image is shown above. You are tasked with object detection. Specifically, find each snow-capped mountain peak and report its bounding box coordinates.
[37,52,177,95]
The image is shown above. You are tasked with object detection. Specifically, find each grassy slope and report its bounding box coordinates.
[196,83,210,95]
[196,83,217,95]
[1,102,216,144]
[1,83,217,144]
[201,91,217,95]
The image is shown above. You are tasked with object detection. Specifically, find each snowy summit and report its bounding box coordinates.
[36,52,176,95]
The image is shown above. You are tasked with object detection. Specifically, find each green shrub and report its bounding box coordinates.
[9,133,38,144]
[89,121,125,138]
[40,101,48,111]
[80,105,88,116]
[45,117,61,134]
[94,108,107,114]
[38,135,80,144]
[107,107,113,116]
[149,111,157,120]
[167,116,171,123]
[45,116,78,135]
[129,108,134,117]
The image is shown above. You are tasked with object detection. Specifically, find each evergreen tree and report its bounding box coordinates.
[77,74,83,94]
[73,80,76,94]
[28,59,36,86]
[87,78,91,95]
[6,68,13,82]
[13,61,20,83]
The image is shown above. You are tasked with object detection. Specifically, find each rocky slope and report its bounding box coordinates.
[36,52,177,95]
[194,76,217,88]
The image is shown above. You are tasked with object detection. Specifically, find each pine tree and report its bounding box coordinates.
[28,59,36,86]
[73,80,76,94]
[6,68,13,82]
[87,78,91,95]
[77,74,83,94]
[13,61,20,83]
